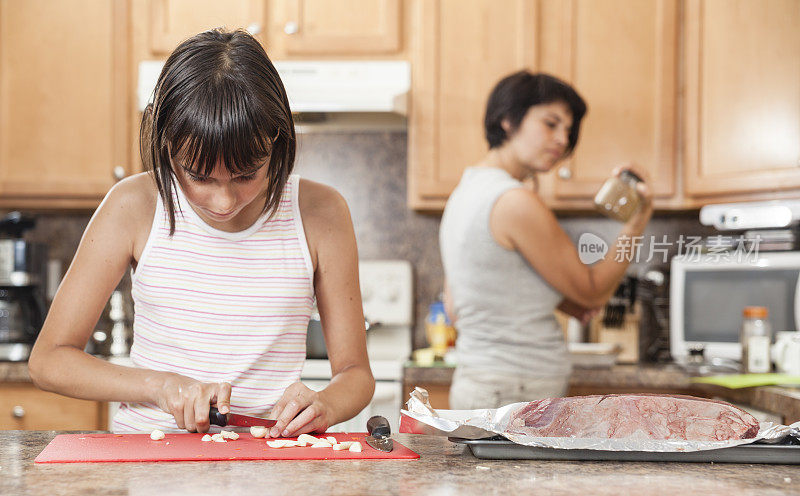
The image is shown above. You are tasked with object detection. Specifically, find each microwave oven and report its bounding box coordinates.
[670,251,800,361]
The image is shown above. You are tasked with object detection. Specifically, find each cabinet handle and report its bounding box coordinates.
[113,166,126,181]
[12,405,25,418]
[558,167,572,180]
[284,21,298,35]
[246,23,261,35]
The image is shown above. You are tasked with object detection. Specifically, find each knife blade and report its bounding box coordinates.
[365,415,394,452]
[209,406,277,428]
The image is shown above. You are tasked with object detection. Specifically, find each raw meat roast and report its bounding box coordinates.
[506,394,759,441]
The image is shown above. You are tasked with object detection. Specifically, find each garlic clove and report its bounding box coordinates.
[348,442,362,453]
[250,426,268,438]
[297,434,318,444]
[149,429,165,441]
[326,436,337,445]
[266,440,286,448]
[310,441,332,448]
[201,434,212,442]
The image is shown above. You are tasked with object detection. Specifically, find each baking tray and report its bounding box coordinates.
[449,436,800,464]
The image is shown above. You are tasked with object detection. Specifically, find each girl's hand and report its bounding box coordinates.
[268,382,332,438]
[154,373,232,433]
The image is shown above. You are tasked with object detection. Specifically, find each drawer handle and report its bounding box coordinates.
[12,405,25,418]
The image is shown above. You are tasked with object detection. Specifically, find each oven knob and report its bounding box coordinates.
[12,405,25,418]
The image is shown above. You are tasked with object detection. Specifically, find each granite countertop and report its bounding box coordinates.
[0,361,31,382]
[2,431,798,496]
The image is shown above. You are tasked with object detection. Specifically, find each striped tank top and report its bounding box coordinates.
[112,174,314,433]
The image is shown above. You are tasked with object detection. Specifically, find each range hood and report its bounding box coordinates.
[700,199,800,230]
[138,60,410,130]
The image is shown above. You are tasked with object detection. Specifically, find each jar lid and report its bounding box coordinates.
[620,169,643,183]
[743,306,768,318]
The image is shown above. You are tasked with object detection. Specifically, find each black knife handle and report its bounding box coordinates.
[209,406,228,427]
[367,415,390,437]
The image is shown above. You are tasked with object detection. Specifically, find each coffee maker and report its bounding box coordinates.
[0,212,46,361]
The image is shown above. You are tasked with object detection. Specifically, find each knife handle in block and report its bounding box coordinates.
[209,406,228,427]
[367,415,390,437]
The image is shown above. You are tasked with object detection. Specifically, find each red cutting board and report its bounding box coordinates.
[35,432,419,463]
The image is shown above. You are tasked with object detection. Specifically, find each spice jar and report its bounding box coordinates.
[593,169,643,222]
[740,306,772,373]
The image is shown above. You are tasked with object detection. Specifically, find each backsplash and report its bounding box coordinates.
[10,131,722,350]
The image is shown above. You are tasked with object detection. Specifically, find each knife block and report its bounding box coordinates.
[589,302,641,364]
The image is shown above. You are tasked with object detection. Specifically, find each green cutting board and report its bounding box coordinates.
[690,373,800,389]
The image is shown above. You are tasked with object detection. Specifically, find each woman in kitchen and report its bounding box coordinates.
[440,71,653,409]
[28,28,374,435]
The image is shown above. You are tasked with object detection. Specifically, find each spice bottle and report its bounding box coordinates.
[740,306,772,373]
[593,169,643,222]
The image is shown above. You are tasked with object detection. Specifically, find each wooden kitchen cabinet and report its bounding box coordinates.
[407,0,678,211]
[407,0,798,212]
[146,0,267,55]
[682,0,800,198]
[537,0,678,206]
[144,0,404,58]
[407,0,537,210]
[0,0,131,209]
[269,0,402,56]
[0,383,106,430]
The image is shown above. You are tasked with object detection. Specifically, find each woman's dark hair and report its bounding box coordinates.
[141,28,296,234]
[484,71,587,154]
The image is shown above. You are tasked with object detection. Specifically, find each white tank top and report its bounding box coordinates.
[440,167,570,378]
[112,175,314,432]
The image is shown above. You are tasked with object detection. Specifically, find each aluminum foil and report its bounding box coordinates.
[400,387,800,452]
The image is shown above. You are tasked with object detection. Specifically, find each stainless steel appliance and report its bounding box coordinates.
[0,212,46,361]
[670,251,800,363]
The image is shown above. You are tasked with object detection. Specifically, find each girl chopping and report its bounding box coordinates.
[29,29,374,436]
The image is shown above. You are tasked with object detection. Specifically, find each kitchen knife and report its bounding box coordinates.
[209,406,277,428]
[365,415,394,452]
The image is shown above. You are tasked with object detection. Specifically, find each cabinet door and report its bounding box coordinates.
[0,383,104,430]
[683,0,800,197]
[0,0,129,205]
[540,0,677,201]
[148,0,265,55]
[408,0,537,209]
[279,0,401,55]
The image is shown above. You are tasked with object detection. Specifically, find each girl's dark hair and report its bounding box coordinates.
[140,28,296,234]
[484,71,587,154]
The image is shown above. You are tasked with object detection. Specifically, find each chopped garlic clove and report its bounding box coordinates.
[282,440,300,447]
[250,426,268,438]
[201,434,212,442]
[221,430,239,440]
[213,437,227,443]
[348,442,362,453]
[297,434,318,444]
[295,441,308,447]
[266,440,286,448]
[150,429,165,441]
[332,443,348,451]
[326,436,337,445]
[310,441,332,448]
[337,442,353,449]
